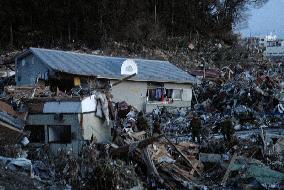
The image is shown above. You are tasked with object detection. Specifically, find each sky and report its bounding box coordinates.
[239,0,284,38]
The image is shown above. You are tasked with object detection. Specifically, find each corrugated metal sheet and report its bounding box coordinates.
[26,48,197,84]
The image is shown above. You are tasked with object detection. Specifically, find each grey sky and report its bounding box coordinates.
[239,0,284,38]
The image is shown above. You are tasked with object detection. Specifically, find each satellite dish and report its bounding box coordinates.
[121,59,138,75]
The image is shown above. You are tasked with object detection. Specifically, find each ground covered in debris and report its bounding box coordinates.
[0,37,284,189]
[0,167,41,190]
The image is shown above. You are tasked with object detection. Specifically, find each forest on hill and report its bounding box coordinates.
[0,0,268,51]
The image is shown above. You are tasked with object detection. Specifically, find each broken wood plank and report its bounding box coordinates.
[190,162,199,175]
[260,126,267,156]
[164,135,201,176]
[159,163,194,189]
[141,145,165,185]
[151,143,172,161]
[221,153,238,186]
[110,134,164,156]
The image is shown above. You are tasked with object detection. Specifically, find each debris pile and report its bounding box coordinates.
[0,48,283,189]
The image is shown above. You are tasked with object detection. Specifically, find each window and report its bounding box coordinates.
[146,87,183,102]
[147,87,165,101]
[25,125,45,143]
[48,125,71,144]
[165,89,182,100]
[172,89,182,100]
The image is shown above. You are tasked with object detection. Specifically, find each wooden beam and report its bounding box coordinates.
[221,153,238,186]
[111,73,136,87]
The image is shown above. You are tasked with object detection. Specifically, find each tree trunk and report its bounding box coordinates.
[9,24,13,46]
[68,23,71,43]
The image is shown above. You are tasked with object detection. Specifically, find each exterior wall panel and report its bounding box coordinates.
[111,80,148,111]
[27,114,82,155]
[82,113,112,143]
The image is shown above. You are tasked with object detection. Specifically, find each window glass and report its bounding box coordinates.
[172,89,182,99]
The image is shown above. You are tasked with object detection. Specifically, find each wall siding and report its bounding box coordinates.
[110,80,148,111]
[16,54,50,86]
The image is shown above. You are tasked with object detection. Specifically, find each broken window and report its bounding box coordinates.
[48,125,71,144]
[25,125,45,143]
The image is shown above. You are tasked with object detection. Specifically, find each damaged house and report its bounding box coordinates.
[14,48,197,154]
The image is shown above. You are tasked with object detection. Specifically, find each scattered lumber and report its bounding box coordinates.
[110,134,164,156]
[164,135,201,176]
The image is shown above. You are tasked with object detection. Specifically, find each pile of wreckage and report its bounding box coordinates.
[0,58,283,189]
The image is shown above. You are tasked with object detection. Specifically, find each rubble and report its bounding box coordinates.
[0,48,283,189]
[0,100,26,146]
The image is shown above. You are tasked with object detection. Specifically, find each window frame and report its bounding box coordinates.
[47,125,72,144]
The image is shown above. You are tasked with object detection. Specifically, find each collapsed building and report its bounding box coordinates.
[8,47,198,154]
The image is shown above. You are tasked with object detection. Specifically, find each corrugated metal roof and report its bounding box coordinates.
[25,48,197,84]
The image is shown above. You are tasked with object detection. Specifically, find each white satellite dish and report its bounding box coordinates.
[121,59,138,75]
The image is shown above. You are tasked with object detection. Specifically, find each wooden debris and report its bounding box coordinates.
[141,146,165,185]
[110,134,164,156]
[221,153,238,186]
[164,135,201,176]
[128,131,146,141]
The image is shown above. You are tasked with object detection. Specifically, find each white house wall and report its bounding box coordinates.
[110,80,147,111]
[111,80,193,112]
[81,113,112,143]
[81,95,97,113]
